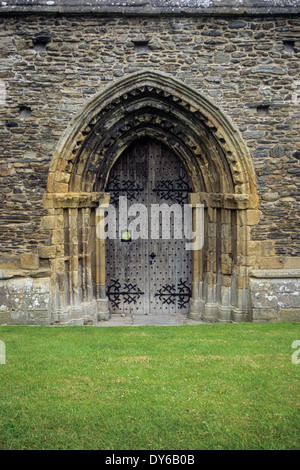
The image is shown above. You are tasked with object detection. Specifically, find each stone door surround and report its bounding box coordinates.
[42,71,259,324]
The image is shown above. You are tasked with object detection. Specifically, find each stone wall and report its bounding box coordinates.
[0,274,50,325]
[250,270,300,322]
[0,8,299,323]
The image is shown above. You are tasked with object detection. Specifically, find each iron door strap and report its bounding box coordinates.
[155,279,192,309]
[152,176,191,204]
[106,279,145,309]
[107,176,144,204]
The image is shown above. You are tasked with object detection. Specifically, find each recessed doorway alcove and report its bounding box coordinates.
[43,71,259,325]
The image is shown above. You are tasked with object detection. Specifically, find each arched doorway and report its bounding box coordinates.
[43,71,259,325]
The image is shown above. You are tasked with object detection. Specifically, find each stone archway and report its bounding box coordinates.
[43,71,259,325]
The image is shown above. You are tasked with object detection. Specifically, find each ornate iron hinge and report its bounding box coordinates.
[155,279,192,309]
[107,176,144,204]
[106,279,144,309]
[153,176,191,204]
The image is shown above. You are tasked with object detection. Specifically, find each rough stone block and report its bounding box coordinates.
[247,210,262,226]
[0,277,50,325]
[250,276,300,322]
[0,165,10,177]
[38,244,57,259]
[0,256,20,270]
[252,308,280,323]
[258,257,283,269]
[214,52,230,64]
[279,309,300,322]
[51,229,64,245]
[47,172,55,192]
[283,257,300,269]
[54,182,69,193]
[19,253,39,270]
[41,216,56,231]
[55,171,71,183]
[261,241,276,257]
[248,241,262,257]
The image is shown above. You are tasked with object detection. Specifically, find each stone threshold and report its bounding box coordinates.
[96,313,206,327]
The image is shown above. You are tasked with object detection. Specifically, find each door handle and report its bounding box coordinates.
[121,231,132,242]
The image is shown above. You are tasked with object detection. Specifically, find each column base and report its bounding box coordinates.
[218,306,232,323]
[97,298,110,321]
[188,298,204,321]
[202,303,218,323]
[232,308,247,323]
[50,300,99,325]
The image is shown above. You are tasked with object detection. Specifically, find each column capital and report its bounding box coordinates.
[43,192,110,209]
[188,192,259,210]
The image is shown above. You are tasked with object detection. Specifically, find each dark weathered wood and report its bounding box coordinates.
[106,137,192,315]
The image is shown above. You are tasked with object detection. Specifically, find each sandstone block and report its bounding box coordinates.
[261,241,276,257]
[20,254,39,270]
[258,257,283,269]
[248,240,262,257]
[283,257,300,269]
[38,245,57,259]
[0,256,20,270]
[54,182,69,193]
[41,216,56,231]
[55,171,71,184]
[47,173,55,193]
[247,209,262,226]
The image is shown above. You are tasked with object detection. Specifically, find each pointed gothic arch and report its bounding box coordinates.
[43,71,259,324]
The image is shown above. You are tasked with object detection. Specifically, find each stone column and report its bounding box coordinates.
[188,194,205,320]
[41,192,109,325]
[187,191,254,322]
[218,208,233,322]
[204,205,218,322]
[95,202,110,321]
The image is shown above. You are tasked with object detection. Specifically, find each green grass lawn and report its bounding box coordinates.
[0,322,299,450]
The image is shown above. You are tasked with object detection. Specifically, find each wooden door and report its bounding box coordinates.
[105,138,192,315]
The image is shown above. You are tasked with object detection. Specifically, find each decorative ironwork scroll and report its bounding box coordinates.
[107,176,144,204]
[155,279,192,309]
[153,176,191,204]
[106,279,144,309]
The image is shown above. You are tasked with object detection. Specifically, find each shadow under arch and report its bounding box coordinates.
[44,70,259,325]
